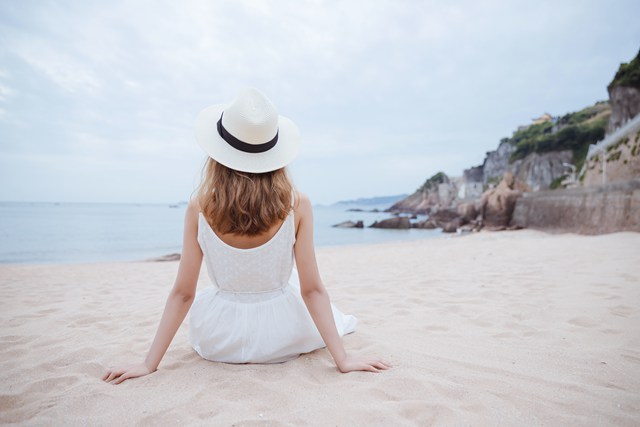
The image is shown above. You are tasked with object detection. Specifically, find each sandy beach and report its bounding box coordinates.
[1,229,639,426]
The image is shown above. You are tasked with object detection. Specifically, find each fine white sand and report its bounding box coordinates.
[1,229,639,426]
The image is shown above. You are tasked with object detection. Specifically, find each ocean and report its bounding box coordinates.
[0,201,445,264]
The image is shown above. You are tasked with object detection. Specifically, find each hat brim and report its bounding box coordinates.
[194,104,300,173]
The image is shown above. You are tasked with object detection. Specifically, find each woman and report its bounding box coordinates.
[102,88,390,384]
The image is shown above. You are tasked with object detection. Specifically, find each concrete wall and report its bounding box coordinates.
[511,180,640,234]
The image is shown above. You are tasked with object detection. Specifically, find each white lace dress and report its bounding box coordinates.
[188,200,358,364]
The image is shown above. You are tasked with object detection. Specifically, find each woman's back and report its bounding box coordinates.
[189,188,357,364]
[196,192,296,294]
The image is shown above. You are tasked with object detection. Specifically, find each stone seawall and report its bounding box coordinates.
[511,180,640,234]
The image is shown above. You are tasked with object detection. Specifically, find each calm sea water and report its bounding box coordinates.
[0,201,445,264]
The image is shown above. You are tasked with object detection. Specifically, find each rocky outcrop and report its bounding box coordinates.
[482,140,522,186]
[441,218,461,233]
[607,86,640,134]
[414,207,478,233]
[513,151,572,191]
[457,202,478,223]
[511,179,640,234]
[147,253,181,262]
[480,141,569,191]
[387,172,458,214]
[607,50,640,134]
[412,220,437,229]
[428,208,461,224]
[332,220,364,228]
[370,217,411,229]
[479,172,528,228]
[464,165,484,182]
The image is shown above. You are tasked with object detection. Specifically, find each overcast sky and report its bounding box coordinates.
[1,0,639,205]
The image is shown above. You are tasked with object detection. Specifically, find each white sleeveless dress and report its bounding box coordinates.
[188,197,358,364]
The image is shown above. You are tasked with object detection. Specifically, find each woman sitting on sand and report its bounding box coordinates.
[102,88,390,384]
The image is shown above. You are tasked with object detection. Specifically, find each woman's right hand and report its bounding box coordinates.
[336,355,392,373]
[102,362,156,385]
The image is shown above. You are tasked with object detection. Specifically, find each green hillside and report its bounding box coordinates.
[608,49,640,90]
[506,101,610,171]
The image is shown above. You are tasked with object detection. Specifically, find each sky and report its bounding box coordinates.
[0,0,639,205]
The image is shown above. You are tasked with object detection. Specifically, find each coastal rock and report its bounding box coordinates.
[148,253,181,262]
[370,217,411,229]
[456,202,478,223]
[479,172,524,228]
[412,219,437,229]
[427,208,461,226]
[459,223,477,233]
[332,220,364,228]
[441,218,461,233]
[387,172,458,214]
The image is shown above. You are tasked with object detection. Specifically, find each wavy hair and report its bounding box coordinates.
[196,158,295,236]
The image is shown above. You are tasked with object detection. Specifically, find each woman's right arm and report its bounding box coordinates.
[293,192,390,373]
[102,199,203,384]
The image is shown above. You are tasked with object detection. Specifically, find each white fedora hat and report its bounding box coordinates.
[194,87,300,173]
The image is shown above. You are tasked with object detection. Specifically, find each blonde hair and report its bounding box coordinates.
[196,158,295,236]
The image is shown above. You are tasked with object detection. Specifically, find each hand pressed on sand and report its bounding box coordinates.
[336,355,392,373]
[102,362,156,385]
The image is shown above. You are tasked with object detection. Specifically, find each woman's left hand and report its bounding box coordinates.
[336,355,392,373]
[102,362,155,385]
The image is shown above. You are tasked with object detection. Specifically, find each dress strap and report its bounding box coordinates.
[290,189,295,209]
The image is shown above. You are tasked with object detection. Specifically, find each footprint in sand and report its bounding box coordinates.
[600,328,623,335]
[567,316,598,328]
[621,353,640,365]
[609,305,635,318]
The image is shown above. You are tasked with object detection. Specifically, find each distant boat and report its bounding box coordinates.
[169,204,179,208]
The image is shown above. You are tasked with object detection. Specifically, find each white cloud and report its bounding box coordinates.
[0,0,639,203]
[7,37,102,94]
[0,83,13,102]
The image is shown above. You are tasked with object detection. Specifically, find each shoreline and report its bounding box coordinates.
[1,229,639,425]
[7,226,632,267]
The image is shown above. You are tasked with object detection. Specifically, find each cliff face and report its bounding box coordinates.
[480,143,572,191]
[482,141,521,185]
[514,150,573,191]
[607,86,640,134]
[607,49,640,134]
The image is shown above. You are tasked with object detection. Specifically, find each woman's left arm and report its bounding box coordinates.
[102,200,203,385]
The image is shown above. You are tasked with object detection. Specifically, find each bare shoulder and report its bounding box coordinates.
[187,198,200,212]
[185,198,200,224]
[293,191,313,239]
[294,191,313,216]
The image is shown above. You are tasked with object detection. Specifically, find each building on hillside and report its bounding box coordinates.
[516,113,557,132]
[531,113,555,125]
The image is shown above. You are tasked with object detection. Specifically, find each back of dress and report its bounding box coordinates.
[188,192,357,364]
[197,204,295,294]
